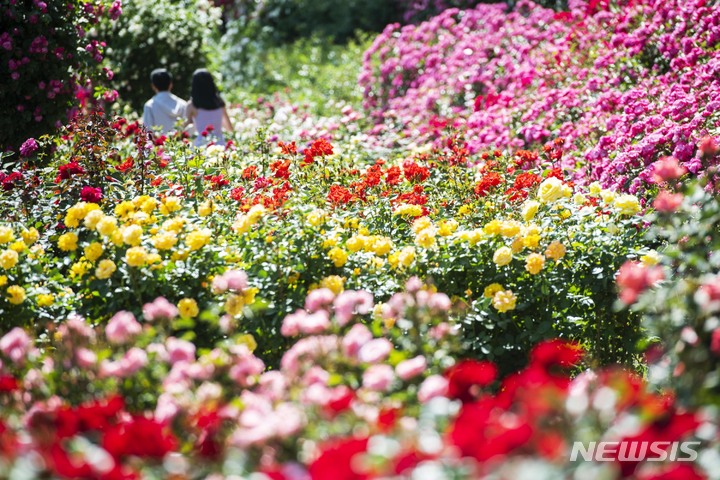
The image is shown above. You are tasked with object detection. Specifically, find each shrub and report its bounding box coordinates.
[0,0,120,152]
[99,0,222,112]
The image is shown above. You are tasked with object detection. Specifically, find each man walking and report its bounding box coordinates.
[142,69,187,134]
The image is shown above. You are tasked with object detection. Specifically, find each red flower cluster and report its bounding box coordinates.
[55,161,85,183]
[328,185,354,205]
[402,159,430,182]
[474,171,503,197]
[303,138,334,165]
[0,171,23,191]
[80,185,103,203]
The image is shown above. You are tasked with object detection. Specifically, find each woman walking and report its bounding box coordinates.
[186,69,234,147]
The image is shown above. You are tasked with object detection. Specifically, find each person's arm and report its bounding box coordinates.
[222,106,234,132]
[185,102,196,128]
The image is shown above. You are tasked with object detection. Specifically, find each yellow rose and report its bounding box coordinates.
[328,247,348,267]
[492,246,513,267]
[122,225,143,246]
[521,201,540,221]
[525,253,545,275]
[511,237,525,253]
[0,226,14,244]
[178,298,199,318]
[307,209,327,227]
[95,259,117,279]
[58,232,78,252]
[84,242,104,262]
[370,237,393,256]
[614,194,641,216]
[322,235,339,249]
[545,241,567,261]
[64,202,89,228]
[412,216,433,233]
[537,177,565,203]
[8,241,24,253]
[247,204,267,222]
[160,197,181,215]
[6,285,26,305]
[185,229,211,251]
[96,216,118,237]
[500,221,521,238]
[243,287,258,306]
[36,293,54,307]
[573,193,587,205]
[640,250,660,266]
[600,189,616,205]
[438,219,458,236]
[319,275,345,295]
[346,235,365,252]
[146,253,162,265]
[483,283,504,298]
[492,289,517,313]
[0,250,18,270]
[415,228,436,248]
[523,234,541,249]
[458,204,473,216]
[70,261,91,278]
[394,204,423,217]
[198,201,213,217]
[589,182,602,195]
[21,228,39,245]
[483,219,502,236]
[0,275,7,286]
[163,217,185,233]
[397,246,416,268]
[125,246,148,267]
[225,294,244,316]
[114,201,136,219]
[153,232,178,251]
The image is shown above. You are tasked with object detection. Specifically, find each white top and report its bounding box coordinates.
[193,107,225,147]
[142,91,187,134]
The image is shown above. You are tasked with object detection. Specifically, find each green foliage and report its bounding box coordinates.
[100,0,222,112]
[221,36,370,111]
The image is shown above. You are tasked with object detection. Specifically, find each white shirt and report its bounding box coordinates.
[142,91,187,134]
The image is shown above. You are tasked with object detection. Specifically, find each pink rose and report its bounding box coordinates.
[418,375,448,403]
[362,364,394,391]
[105,311,141,344]
[305,288,335,312]
[652,156,686,182]
[342,323,373,358]
[333,290,374,325]
[75,348,97,368]
[143,297,179,321]
[396,355,427,380]
[0,327,31,364]
[653,190,683,213]
[358,338,393,364]
[166,337,196,364]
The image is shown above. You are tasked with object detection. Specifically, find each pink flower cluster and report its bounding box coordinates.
[360,0,720,193]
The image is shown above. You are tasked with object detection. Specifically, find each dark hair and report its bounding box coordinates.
[150,68,172,91]
[190,69,225,110]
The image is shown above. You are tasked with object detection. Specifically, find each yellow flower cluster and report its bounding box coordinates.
[6,285,25,305]
[388,246,416,270]
[328,247,349,267]
[224,287,259,316]
[178,298,199,318]
[537,177,572,203]
[345,234,393,256]
[492,289,517,313]
[0,249,18,270]
[319,275,345,295]
[393,203,424,217]
[233,205,267,234]
[307,209,327,227]
[412,217,436,248]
